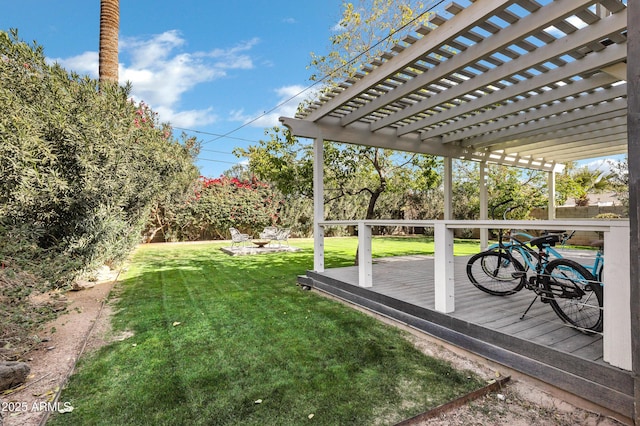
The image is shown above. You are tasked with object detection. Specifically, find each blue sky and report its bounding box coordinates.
[1,1,622,178]
[1,0,344,177]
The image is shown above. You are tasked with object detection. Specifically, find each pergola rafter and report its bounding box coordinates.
[283,0,628,168]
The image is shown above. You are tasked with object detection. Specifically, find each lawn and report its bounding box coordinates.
[49,237,484,425]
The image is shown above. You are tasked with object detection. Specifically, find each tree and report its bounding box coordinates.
[236,127,440,222]
[0,30,199,287]
[239,2,442,240]
[309,0,435,86]
[324,143,440,220]
[452,161,547,220]
[163,176,283,241]
[99,0,119,86]
[608,156,628,208]
[555,162,614,206]
[234,127,314,200]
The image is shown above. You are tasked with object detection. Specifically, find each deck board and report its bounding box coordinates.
[307,256,633,419]
[320,255,604,363]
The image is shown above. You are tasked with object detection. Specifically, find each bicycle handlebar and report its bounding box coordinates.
[489,199,576,247]
[490,198,513,220]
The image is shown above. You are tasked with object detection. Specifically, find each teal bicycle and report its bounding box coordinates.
[489,229,604,284]
[466,200,603,333]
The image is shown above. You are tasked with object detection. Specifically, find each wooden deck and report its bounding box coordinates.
[299,255,634,420]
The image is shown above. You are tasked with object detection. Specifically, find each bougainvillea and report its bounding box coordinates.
[164,175,284,241]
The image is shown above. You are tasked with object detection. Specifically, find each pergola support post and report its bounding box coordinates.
[357,222,373,287]
[443,157,453,220]
[627,1,640,423]
[603,225,631,369]
[434,222,455,313]
[547,170,556,220]
[313,136,325,272]
[479,161,489,250]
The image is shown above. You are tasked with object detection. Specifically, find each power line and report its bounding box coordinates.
[171,1,447,150]
[197,158,242,165]
[173,127,260,144]
[194,1,445,147]
[200,148,236,155]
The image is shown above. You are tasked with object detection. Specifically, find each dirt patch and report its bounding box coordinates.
[0,271,118,426]
[403,333,626,426]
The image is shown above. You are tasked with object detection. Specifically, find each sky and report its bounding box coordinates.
[1,0,345,177]
[1,1,623,178]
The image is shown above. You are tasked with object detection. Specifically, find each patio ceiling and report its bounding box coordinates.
[280,0,628,172]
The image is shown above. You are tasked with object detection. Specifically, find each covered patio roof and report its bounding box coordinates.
[281,0,628,172]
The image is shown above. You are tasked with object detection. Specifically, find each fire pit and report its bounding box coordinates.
[252,240,270,248]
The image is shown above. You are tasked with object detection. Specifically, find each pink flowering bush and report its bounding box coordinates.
[164,175,283,241]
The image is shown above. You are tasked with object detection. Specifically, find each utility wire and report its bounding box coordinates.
[198,158,241,165]
[194,0,446,147]
[173,127,258,144]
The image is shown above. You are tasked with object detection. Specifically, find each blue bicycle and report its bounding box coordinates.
[489,229,604,284]
[466,200,603,333]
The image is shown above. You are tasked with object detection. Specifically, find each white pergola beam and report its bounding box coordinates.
[488,108,627,152]
[460,97,627,148]
[447,83,627,144]
[413,57,624,140]
[393,8,627,136]
[356,0,603,130]
[304,0,518,123]
[280,116,558,172]
[511,127,627,157]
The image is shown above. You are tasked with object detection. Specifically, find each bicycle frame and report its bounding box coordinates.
[468,199,604,333]
[489,228,604,284]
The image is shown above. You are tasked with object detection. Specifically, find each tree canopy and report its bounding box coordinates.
[309,0,435,86]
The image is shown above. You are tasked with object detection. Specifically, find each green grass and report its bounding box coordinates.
[50,237,483,425]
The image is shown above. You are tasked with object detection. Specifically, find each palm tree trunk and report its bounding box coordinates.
[99,0,119,86]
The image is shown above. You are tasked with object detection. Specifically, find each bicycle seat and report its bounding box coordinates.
[528,234,561,248]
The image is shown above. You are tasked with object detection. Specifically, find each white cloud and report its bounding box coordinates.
[154,106,218,128]
[51,51,98,77]
[230,84,318,128]
[579,156,626,176]
[51,31,259,128]
[120,30,185,68]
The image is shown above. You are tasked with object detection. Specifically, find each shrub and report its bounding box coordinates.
[152,175,283,241]
[0,29,199,289]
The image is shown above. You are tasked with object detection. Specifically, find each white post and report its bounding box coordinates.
[434,222,455,313]
[479,161,489,250]
[603,224,632,370]
[358,222,373,287]
[313,136,325,272]
[443,157,453,220]
[548,170,556,220]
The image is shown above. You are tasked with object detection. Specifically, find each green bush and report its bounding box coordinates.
[0,29,199,289]
[161,175,284,241]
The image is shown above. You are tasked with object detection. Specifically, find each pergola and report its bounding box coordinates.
[285,0,627,166]
[281,0,639,422]
[282,0,630,248]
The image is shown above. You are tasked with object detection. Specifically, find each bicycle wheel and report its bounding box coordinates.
[506,245,538,276]
[543,259,603,333]
[467,251,526,296]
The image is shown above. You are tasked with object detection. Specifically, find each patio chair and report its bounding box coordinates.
[229,227,250,248]
[274,228,291,247]
[259,226,279,241]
